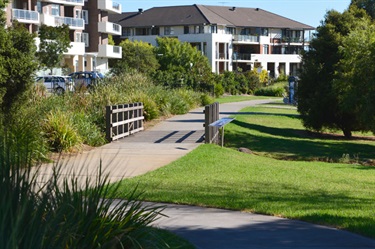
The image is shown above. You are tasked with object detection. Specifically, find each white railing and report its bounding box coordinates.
[55,16,84,29]
[42,0,84,6]
[12,9,39,23]
[98,21,121,35]
[233,35,259,43]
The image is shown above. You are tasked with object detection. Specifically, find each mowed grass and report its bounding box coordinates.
[114,104,375,238]
[215,95,280,104]
[225,105,375,163]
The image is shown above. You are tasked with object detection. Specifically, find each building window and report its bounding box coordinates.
[82,10,88,24]
[82,32,89,47]
[51,4,60,16]
[123,28,132,36]
[164,27,174,35]
[37,2,42,13]
[75,32,82,42]
[261,28,269,36]
[75,9,81,19]
[184,26,189,34]
[211,25,217,34]
[263,45,269,54]
[226,27,236,34]
[194,25,203,34]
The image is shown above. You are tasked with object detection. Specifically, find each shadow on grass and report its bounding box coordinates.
[226,120,375,161]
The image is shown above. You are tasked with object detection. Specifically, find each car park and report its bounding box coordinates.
[35,75,74,95]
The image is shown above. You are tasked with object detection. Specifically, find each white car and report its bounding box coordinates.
[35,75,74,95]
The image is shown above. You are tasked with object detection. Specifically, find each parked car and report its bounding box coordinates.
[35,75,74,95]
[69,71,104,89]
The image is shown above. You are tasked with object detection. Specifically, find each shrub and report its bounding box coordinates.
[201,93,214,106]
[42,110,82,152]
[254,83,286,97]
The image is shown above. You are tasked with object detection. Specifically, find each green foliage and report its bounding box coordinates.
[214,70,259,95]
[42,110,82,152]
[36,24,71,74]
[110,40,160,76]
[0,21,38,115]
[335,16,375,134]
[351,0,375,19]
[153,37,214,92]
[254,83,286,97]
[297,6,371,137]
[0,128,170,248]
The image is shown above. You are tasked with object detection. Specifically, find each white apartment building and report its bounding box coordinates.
[6,0,123,75]
[111,5,315,77]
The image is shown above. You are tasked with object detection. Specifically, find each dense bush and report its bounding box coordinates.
[254,83,287,97]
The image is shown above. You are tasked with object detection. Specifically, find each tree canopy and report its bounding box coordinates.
[110,39,159,75]
[153,37,214,92]
[36,24,71,74]
[297,6,371,137]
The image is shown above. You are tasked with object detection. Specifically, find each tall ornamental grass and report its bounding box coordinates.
[27,72,213,154]
[0,126,170,248]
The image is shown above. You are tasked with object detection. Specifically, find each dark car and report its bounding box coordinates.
[69,71,104,89]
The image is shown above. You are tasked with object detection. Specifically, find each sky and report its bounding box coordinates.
[117,0,351,28]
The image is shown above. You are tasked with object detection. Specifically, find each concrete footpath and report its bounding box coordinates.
[39,99,375,249]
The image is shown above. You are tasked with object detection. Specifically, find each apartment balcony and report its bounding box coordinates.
[41,14,84,30]
[233,53,252,61]
[98,44,122,58]
[98,0,122,14]
[281,37,305,44]
[12,9,39,24]
[41,0,84,6]
[65,42,85,56]
[232,35,259,43]
[98,21,121,35]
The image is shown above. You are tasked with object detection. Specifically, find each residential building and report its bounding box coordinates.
[5,0,122,75]
[111,5,315,77]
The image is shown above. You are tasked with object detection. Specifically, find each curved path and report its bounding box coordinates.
[40,99,375,248]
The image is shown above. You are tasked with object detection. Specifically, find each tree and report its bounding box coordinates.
[110,39,159,76]
[335,16,375,133]
[351,0,375,19]
[297,6,370,137]
[154,37,213,92]
[0,21,38,116]
[36,24,71,74]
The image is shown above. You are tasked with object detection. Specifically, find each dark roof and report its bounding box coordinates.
[111,5,209,27]
[111,4,315,30]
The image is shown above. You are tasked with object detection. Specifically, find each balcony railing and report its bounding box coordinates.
[98,0,122,14]
[55,16,84,29]
[233,53,251,61]
[12,9,39,24]
[98,21,121,35]
[282,37,305,43]
[98,44,122,58]
[233,35,259,43]
[42,0,84,6]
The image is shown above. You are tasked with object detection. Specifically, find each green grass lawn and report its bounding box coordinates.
[215,95,280,104]
[113,103,375,239]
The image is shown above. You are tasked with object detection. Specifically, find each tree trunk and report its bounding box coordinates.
[343,129,352,138]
